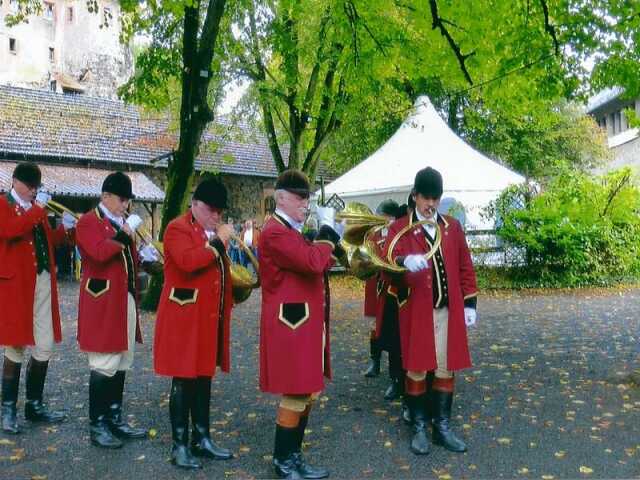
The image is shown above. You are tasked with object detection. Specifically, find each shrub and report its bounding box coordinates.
[493,168,640,287]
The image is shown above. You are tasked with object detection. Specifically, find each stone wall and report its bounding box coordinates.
[0,0,132,99]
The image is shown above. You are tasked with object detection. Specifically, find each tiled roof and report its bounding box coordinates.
[0,161,165,203]
[0,84,292,178]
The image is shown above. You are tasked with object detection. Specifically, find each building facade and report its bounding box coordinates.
[0,0,132,98]
[587,88,640,171]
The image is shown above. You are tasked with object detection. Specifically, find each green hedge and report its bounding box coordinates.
[492,168,640,288]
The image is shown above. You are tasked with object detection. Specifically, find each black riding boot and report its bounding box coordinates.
[384,352,404,400]
[170,378,201,469]
[24,357,66,424]
[273,423,302,479]
[1,357,21,434]
[89,371,123,449]
[107,371,146,439]
[431,390,467,452]
[292,409,329,479]
[363,333,381,378]
[406,393,430,455]
[190,377,233,460]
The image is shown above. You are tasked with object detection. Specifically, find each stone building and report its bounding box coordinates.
[0,0,132,99]
[0,84,307,236]
[587,88,640,171]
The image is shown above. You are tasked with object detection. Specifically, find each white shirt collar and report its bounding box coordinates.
[275,208,303,232]
[99,202,124,227]
[10,188,32,210]
[415,209,438,235]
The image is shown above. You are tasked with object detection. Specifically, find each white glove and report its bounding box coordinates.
[464,307,477,327]
[62,211,77,230]
[139,244,160,263]
[125,214,143,232]
[35,191,51,206]
[316,206,336,228]
[205,230,215,241]
[403,254,429,272]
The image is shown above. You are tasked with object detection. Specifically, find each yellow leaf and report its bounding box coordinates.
[383,441,392,448]
[579,466,593,474]
[497,437,511,445]
[518,467,529,474]
[239,446,251,453]
[148,428,157,439]
[247,413,257,419]
[542,476,555,480]
[31,476,47,480]
[0,439,15,446]
[438,475,451,480]
[554,451,566,458]
[136,455,145,461]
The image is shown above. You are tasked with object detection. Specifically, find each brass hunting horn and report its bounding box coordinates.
[336,203,442,278]
[229,233,260,304]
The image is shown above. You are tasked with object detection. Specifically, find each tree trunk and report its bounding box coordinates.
[142,0,227,311]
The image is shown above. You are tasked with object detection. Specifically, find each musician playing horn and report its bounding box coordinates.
[0,162,76,434]
[384,166,478,456]
[154,178,235,469]
[260,169,345,479]
[76,171,149,449]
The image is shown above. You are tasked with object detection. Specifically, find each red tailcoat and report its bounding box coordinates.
[76,207,142,353]
[363,228,387,326]
[384,212,477,372]
[259,214,335,394]
[363,277,378,317]
[0,195,71,346]
[154,211,233,378]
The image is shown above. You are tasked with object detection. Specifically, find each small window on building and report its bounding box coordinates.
[9,38,16,54]
[67,7,74,23]
[44,2,54,20]
[49,47,55,63]
[50,80,57,92]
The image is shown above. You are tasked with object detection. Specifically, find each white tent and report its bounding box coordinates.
[317,96,526,229]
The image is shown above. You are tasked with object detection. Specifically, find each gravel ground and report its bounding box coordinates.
[1,281,640,479]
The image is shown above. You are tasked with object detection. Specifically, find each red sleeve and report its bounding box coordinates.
[164,221,217,273]
[76,215,124,263]
[265,226,333,274]
[0,200,47,240]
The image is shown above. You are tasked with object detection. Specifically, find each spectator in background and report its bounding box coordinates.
[240,219,260,267]
[227,218,241,264]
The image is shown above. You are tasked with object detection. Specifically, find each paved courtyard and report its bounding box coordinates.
[1,280,640,479]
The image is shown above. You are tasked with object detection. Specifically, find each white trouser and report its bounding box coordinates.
[87,293,137,377]
[5,271,54,363]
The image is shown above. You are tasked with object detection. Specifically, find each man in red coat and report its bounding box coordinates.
[260,169,343,479]
[1,162,75,434]
[384,167,478,456]
[154,178,235,470]
[76,172,148,449]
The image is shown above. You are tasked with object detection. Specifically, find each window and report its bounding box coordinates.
[49,47,55,63]
[50,80,57,92]
[9,38,16,54]
[44,2,54,20]
[67,7,74,23]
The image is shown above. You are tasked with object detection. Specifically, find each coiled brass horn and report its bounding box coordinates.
[46,199,80,220]
[229,233,260,304]
[337,203,442,277]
